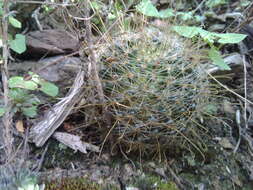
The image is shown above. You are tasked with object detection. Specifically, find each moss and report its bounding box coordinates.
[45,177,106,190]
[42,139,85,169]
[45,177,120,190]
[134,175,179,190]
[45,175,178,190]
[158,182,179,190]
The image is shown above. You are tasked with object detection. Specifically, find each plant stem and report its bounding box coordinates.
[84,0,105,103]
[1,0,13,161]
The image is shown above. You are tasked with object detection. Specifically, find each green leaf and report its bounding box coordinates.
[21,106,37,118]
[215,33,247,44]
[9,88,29,102]
[39,81,59,97]
[208,47,231,70]
[136,0,159,17]
[177,12,194,21]
[9,16,22,28]
[158,8,174,18]
[28,72,41,84]
[0,107,5,117]
[9,34,26,54]
[206,0,227,8]
[172,25,246,45]
[8,76,38,90]
[26,97,40,106]
[198,29,217,43]
[172,26,200,38]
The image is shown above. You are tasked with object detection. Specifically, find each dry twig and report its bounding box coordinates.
[13,0,75,6]
[84,0,105,103]
[53,132,99,153]
[29,70,86,146]
[207,73,253,105]
[243,55,248,129]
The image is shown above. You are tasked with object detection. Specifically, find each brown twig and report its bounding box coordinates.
[13,0,75,6]
[1,0,13,161]
[84,0,105,103]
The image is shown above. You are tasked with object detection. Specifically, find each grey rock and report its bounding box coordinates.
[25,30,79,57]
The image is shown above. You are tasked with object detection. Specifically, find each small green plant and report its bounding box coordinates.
[136,0,230,22]
[0,72,59,118]
[136,0,175,19]
[0,1,27,54]
[0,166,44,190]
[8,72,59,97]
[17,174,44,190]
[136,0,200,21]
[172,26,246,70]
[8,88,40,118]
[135,0,247,70]
[134,175,179,190]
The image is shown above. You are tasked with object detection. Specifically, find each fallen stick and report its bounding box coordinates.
[53,132,99,154]
[29,70,86,147]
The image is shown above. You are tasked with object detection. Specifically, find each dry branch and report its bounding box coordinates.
[84,0,105,103]
[29,70,86,147]
[53,132,99,153]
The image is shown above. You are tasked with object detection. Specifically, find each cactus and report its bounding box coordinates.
[97,26,219,156]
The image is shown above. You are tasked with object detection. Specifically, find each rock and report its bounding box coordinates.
[36,56,82,84]
[123,164,135,177]
[126,187,139,190]
[10,56,83,90]
[89,165,111,182]
[25,30,79,58]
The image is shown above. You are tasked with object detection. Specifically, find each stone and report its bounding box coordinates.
[10,56,83,91]
[25,30,79,58]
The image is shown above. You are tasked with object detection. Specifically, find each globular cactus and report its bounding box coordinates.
[97,26,218,156]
